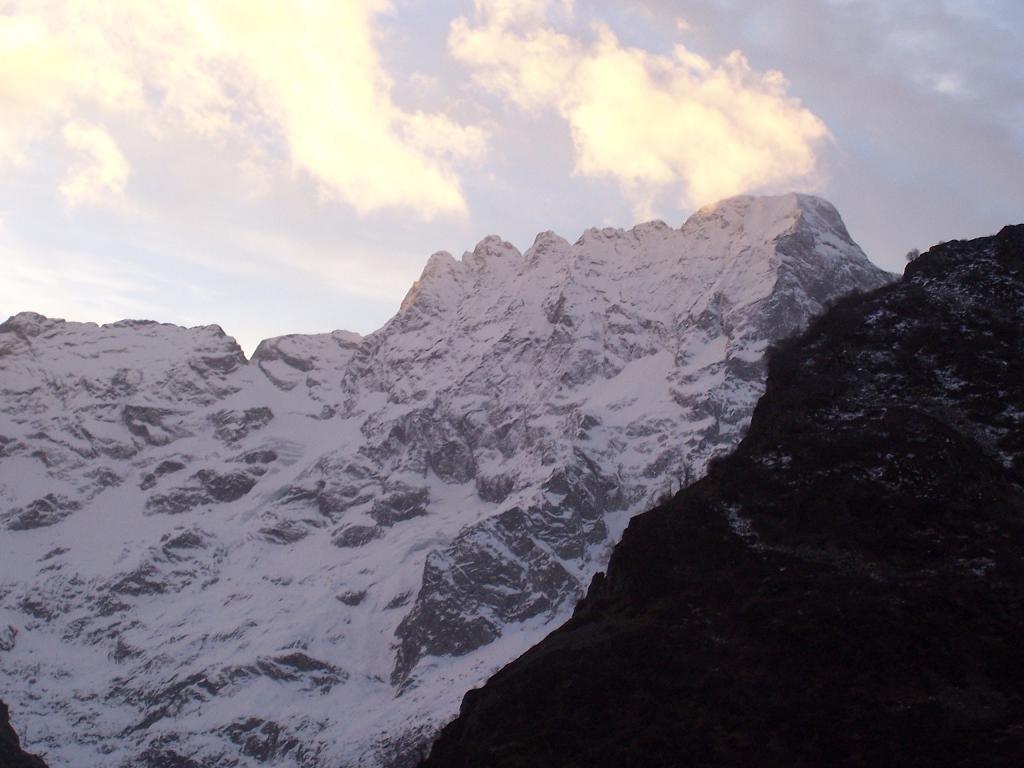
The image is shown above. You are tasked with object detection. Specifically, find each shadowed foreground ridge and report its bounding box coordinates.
[423,225,1024,767]
[1,700,48,768]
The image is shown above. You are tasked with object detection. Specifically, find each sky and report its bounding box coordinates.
[1,0,1022,354]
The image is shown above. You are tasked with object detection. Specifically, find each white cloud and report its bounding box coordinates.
[450,0,830,216]
[0,15,112,166]
[59,121,130,208]
[471,0,566,27]
[0,1,486,219]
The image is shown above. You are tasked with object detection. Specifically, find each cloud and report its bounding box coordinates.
[59,121,130,208]
[0,14,123,166]
[0,1,485,219]
[450,0,830,216]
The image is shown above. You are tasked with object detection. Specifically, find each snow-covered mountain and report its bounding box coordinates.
[0,194,891,767]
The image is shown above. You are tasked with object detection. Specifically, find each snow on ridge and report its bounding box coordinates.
[0,194,865,360]
[0,194,892,768]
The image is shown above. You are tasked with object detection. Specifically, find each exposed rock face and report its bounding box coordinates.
[0,700,48,768]
[0,194,891,767]
[423,225,1024,767]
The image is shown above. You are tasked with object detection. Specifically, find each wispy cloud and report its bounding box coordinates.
[450,0,830,218]
[0,1,486,219]
[59,121,130,209]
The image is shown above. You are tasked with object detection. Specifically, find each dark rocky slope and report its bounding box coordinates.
[423,225,1024,767]
[0,700,48,768]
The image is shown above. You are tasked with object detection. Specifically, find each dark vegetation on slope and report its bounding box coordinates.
[0,700,48,768]
[423,225,1024,767]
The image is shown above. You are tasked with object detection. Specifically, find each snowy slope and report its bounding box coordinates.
[0,194,892,767]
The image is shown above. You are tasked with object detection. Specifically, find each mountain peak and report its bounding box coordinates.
[0,194,894,768]
[685,192,854,246]
[464,235,521,269]
[422,250,458,276]
[0,311,62,339]
[575,225,625,245]
[692,190,821,216]
[630,219,672,237]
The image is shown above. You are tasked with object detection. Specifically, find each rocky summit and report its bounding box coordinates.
[423,225,1024,767]
[0,194,890,767]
